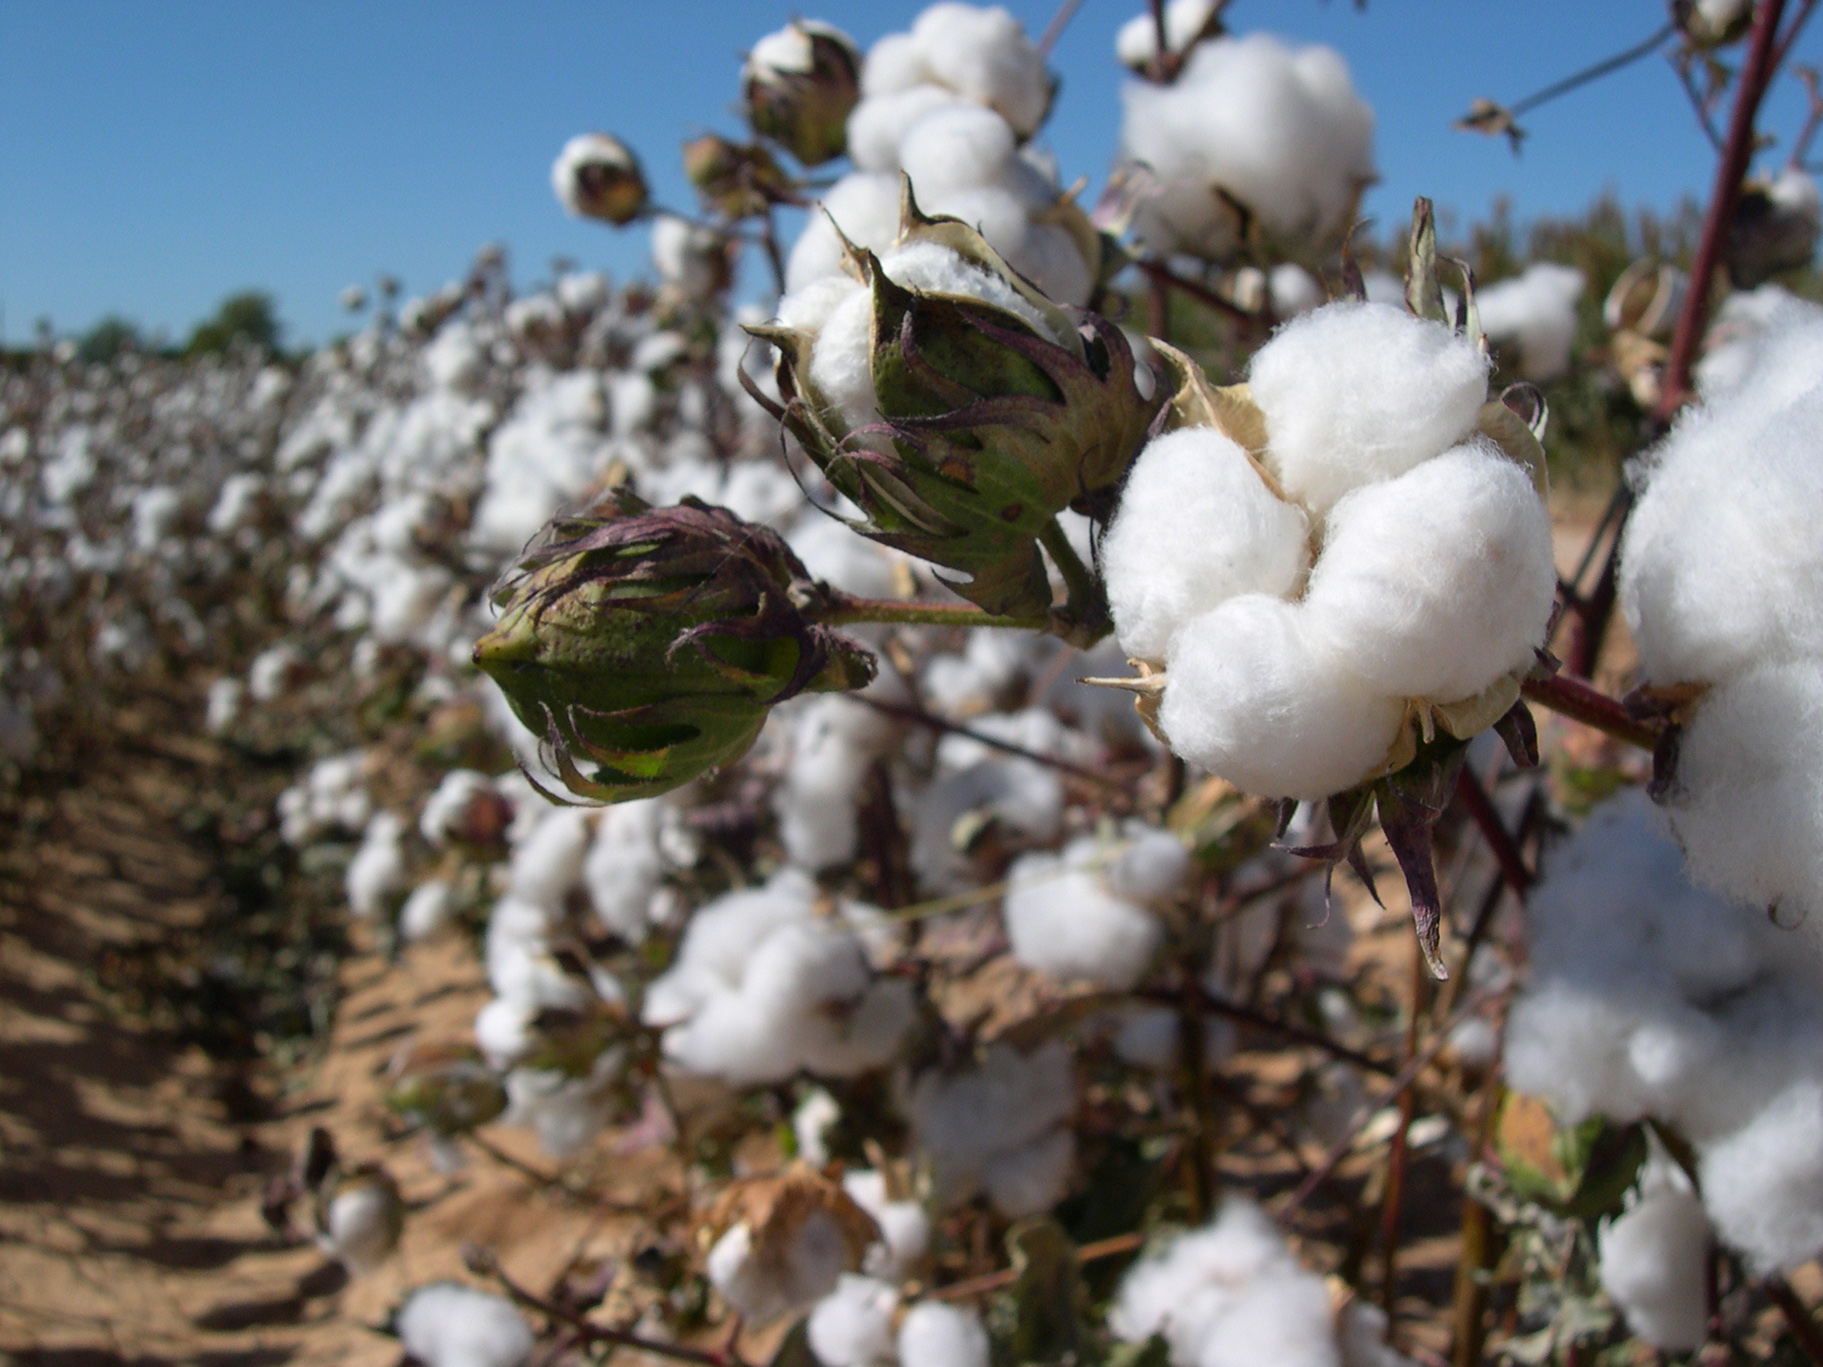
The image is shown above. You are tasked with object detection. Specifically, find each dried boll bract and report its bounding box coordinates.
[703,1165,882,1325]
[743,20,862,167]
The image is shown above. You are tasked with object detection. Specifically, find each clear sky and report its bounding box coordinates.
[3,1,1818,348]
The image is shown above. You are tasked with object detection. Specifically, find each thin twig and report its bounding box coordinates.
[1506,22,1677,120]
[1453,768,1534,896]
[1790,65,1823,169]
[467,1244,738,1366]
[854,694,1130,791]
[1135,986,1395,1077]
[1037,0,1088,56]
[1673,53,1727,152]
[1773,0,1822,76]
[928,1231,1148,1301]
[1660,0,1791,415]
[1136,258,1258,325]
[1767,1272,1823,1365]
[1276,990,1492,1222]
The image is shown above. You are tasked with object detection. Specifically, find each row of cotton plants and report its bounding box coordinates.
[10,2,1823,1364]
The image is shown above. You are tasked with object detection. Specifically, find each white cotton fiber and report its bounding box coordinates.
[1248,302,1490,517]
[808,287,880,434]
[776,695,896,871]
[1476,263,1585,381]
[1120,33,1373,261]
[1598,1153,1712,1351]
[808,1275,899,1367]
[396,1282,534,1367]
[1116,0,1220,68]
[911,4,1051,137]
[1694,285,1823,401]
[981,1126,1076,1218]
[1004,838,1164,990]
[1159,594,1404,800]
[400,878,456,942]
[583,798,664,942]
[1108,823,1194,902]
[898,1301,991,1367]
[788,173,906,293]
[844,1169,931,1281]
[1104,426,1310,662]
[1301,441,1556,704]
[505,806,590,915]
[709,1210,856,1325]
[906,1040,1076,1214]
[1663,663,1823,936]
[862,31,933,97]
[1620,378,1823,685]
[346,811,407,918]
[1109,1200,1341,1367]
[1700,1080,1823,1272]
[1271,263,1326,318]
[847,85,968,174]
[897,102,1022,206]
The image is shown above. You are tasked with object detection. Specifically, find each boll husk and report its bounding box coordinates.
[682,135,792,220]
[472,489,874,804]
[751,184,1160,619]
[386,1041,510,1138]
[1725,167,1823,289]
[743,20,862,167]
[551,133,648,226]
[702,1164,882,1324]
[313,1163,404,1275]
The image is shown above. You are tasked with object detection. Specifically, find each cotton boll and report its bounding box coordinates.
[1004,842,1163,990]
[708,1210,857,1325]
[923,185,1032,264]
[642,869,820,1027]
[898,102,1022,204]
[316,1169,403,1275]
[1103,426,1310,662]
[1248,302,1489,517]
[1270,263,1326,318]
[1476,264,1586,381]
[878,240,1064,342]
[346,811,408,918]
[583,799,665,941]
[898,1301,990,1367]
[1010,220,1095,308]
[475,998,534,1069]
[1694,285,1823,401]
[505,807,591,915]
[779,274,864,338]
[908,755,1064,894]
[982,1126,1075,1217]
[844,1170,931,1280]
[907,1041,1076,1212]
[1116,0,1220,67]
[1301,441,1555,704]
[651,215,729,300]
[808,1275,899,1367]
[862,32,934,97]
[1598,1155,1712,1351]
[808,287,881,433]
[1159,594,1404,801]
[777,695,897,871]
[400,879,457,942]
[205,676,243,734]
[1666,663,1823,938]
[1620,380,1823,685]
[396,1282,535,1367]
[1201,1274,1343,1367]
[503,1054,623,1158]
[1701,1080,1823,1272]
[846,86,967,173]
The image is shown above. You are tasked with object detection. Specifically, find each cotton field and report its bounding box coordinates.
[8,2,1823,1364]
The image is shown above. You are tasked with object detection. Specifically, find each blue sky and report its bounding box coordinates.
[3,1,1818,347]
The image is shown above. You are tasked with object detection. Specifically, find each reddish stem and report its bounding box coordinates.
[1519,673,1663,751]
[1453,768,1534,895]
[1767,1273,1823,1365]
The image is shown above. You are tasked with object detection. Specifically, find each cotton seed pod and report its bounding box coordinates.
[473,490,875,804]
[742,20,862,167]
[750,183,1162,618]
[1724,169,1823,289]
[682,135,792,220]
[552,133,649,226]
[386,1042,508,1137]
[701,1163,882,1323]
[313,1164,404,1275]
[1675,0,1753,49]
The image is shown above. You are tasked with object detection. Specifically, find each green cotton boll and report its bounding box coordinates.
[472,490,874,804]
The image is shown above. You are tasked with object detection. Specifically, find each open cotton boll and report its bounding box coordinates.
[505,806,591,915]
[906,1041,1076,1213]
[400,878,456,942]
[1120,33,1373,261]
[346,811,408,918]
[981,1126,1076,1218]
[396,1283,534,1367]
[808,1275,899,1367]
[1117,0,1220,67]
[583,804,665,943]
[708,1210,857,1325]
[1008,220,1096,309]
[1694,285,1823,400]
[420,769,497,845]
[316,1171,402,1275]
[1248,302,1489,517]
[1159,594,1404,801]
[777,695,898,871]
[503,1053,624,1158]
[1700,1080,1823,1272]
[844,1169,932,1280]
[779,274,865,340]
[1476,263,1585,381]
[1663,663,1823,938]
[908,754,1064,894]
[642,869,822,1026]
[862,31,934,96]
[898,1301,990,1367]
[911,3,1051,137]
[808,288,882,433]
[1301,441,1555,704]
[846,86,968,173]
[475,998,534,1069]
[1103,426,1310,663]
[1598,1152,1712,1351]
[897,102,1023,205]
[1110,1199,1337,1367]
[1619,384,1823,685]
[1004,839,1163,990]
[1271,263,1326,318]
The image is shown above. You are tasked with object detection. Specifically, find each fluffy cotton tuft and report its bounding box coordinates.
[1116,0,1220,67]
[1158,594,1404,800]
[1248,302,1490,517]
[1301,441,1555,703]
[346,811,408,918]
[808,1275,899,1367]
[843,1169,932,1281]
[1120,33,1373,261]
[396,1282,534,1367]
[708,1210,857,1324]
[898,1301,991,1367]
[1701,1080,1823,1272]
[1476,263,1585,381]
[1598,1152,1712,1350]
[1004,834,1169,989]
[907,1041,1076,1216]
[1103,426,1311,663]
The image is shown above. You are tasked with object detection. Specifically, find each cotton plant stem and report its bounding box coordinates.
[1659,0,1790,415]
[1519,673,1662,751]
[1038,517,1109,645]
[466,1244,738,1367]
[1375,937,1428,1327]
[1449,1080,1504,1367]
[1136,258,1259,326]
[813,594,1048,631]
[1767,1273,1823,1365]
[1036,0,1088,56]
[1453,768,1534,896]
[1135,986,1394,1077]
[852,695,1128,790]
[928,1231,1148,1301]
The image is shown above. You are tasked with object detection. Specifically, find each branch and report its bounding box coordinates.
[814,594,1048,631]
[852,694,1129,791]
[1453,768,1534,896]
[1520,673,1664,751]
[1037,0,1088,57]
[927,1231,1147,1301]
[1660,0,1792,414]
[1136,258,1259,326]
